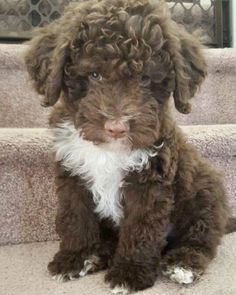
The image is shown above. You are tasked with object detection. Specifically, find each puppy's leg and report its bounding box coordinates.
[97,219,119,270]
[78,220,119,279]
[105,184,174,293]
[48,171,102,281]
[161,188,228,284]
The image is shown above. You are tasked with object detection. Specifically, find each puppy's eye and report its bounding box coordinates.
[89,72,102,81]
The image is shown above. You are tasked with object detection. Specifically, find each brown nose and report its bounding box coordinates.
[104,120,129,139]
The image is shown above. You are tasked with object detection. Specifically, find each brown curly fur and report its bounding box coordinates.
[24,0,230,292]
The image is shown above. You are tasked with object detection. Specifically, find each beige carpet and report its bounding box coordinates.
[0,233,235,295]
[0,44,50,128]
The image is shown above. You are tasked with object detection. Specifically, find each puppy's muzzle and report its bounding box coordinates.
[104,120,130,139]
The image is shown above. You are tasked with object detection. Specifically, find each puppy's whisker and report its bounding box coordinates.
[98,110,114,120]
[127,135,133,146]
[121,115,135,122]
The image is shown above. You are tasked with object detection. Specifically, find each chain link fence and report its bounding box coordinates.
[0,0,225,47]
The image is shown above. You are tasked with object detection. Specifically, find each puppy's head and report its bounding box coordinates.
[24,0,207,150]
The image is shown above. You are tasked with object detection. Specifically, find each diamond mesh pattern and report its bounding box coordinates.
[167,0,217,45]
[0,0,221,46]
[0,0,72,39]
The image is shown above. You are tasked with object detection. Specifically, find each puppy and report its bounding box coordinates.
[24,0,230,292]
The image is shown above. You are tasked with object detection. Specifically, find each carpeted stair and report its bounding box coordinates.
[0,44,236,295]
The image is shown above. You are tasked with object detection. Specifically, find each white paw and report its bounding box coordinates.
[110,285,129,294]
[162,266,194,284]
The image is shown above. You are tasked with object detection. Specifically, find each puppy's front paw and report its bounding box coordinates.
[105,261,157,293]
[48,250,100,282]
[48,250,83,282]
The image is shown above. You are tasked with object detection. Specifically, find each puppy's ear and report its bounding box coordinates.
[171,26,207,114]
[24,24,69,107]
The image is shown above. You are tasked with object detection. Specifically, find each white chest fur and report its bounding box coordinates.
[52,121,155,225]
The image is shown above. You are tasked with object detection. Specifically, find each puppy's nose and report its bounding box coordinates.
[104,120,129,139]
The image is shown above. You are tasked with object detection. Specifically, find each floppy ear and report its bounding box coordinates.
[171,26,207,114]
[24,23,69,107]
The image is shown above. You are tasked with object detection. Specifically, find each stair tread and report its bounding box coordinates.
[0,234,236,295]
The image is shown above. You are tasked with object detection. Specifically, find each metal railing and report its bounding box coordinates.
[0,0,225,47]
